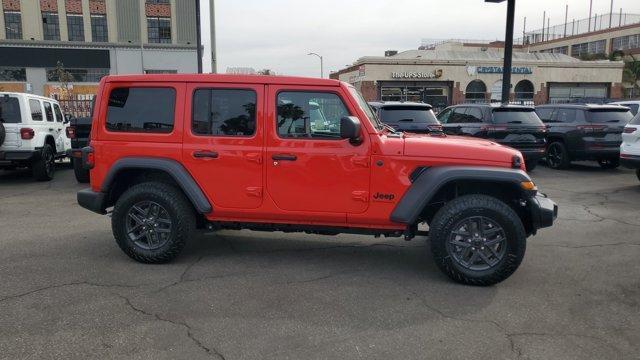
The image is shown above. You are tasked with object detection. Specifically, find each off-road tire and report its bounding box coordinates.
[72,157,90,183]
[429,194,527,286]
[32,144,55,181]
[112,182,195,263]
[546,141,571,170]
[597,158,620,169]
[525,160,538,172]
[0,122,5,146]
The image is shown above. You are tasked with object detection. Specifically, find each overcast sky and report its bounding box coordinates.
[213,0,638,77]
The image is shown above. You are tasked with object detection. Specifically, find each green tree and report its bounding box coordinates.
[622,55,640,98]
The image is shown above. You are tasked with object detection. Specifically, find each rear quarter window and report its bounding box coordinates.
[0,96,22,123]
[106,87,176,133]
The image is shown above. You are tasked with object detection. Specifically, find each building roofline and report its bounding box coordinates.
[526,22,640,48]
[0,39,197,51]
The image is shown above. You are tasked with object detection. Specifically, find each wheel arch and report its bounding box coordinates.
[101,157,212,214]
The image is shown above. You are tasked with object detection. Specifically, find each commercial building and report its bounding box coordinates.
[331,48,624,111]
[0,0,216,117]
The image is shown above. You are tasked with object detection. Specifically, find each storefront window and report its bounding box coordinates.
[514,80,534,102]
[465,80,487,103]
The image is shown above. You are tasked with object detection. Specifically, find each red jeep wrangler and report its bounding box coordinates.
[77,74,557,285]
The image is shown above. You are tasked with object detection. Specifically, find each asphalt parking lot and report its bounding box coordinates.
[0,162,639,360]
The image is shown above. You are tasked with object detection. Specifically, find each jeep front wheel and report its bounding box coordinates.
[112,182,195,263]
[429,194,526,286]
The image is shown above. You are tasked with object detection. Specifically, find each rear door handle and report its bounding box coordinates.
[193,150,219,159]
[272,154,297,161]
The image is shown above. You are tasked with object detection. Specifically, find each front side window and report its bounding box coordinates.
[437,108,453,124]
[29,100,43,121]
[192,89,256,136]
[90,15,108,42]
[67,14,84,41]
[147,17,171,43]
[277,92,350,139]
[106,87,175,133]
[4,11,22,39]
[43,102,54,122]
[0,96,22,123]
[42,12,60,41]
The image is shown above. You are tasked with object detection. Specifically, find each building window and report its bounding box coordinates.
[541,46,568,55]
[147,17,171,43]
[46,68,109,82]
[465,80,487,102]
[145,69,178,74]
[571,40,606,57]
[106,87,176,133]
[0,67,26,81]
[514,80,534,101]
[612,34,640,51]
[67,14,85,41]
[42,12,60,41]
[4,11,22,39]
[90,14,108,42]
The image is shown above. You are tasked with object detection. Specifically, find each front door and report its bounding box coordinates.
[265,85,370,218]
[182,83,264,210]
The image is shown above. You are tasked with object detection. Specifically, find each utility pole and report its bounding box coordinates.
[541,11,545,43]
[196,0,203,73]
[588,0,593,32]
[564,4,568,38]
[609,0,614,28]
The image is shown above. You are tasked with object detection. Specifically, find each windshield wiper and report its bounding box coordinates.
[383,124,400,134]
[507,120,523,124]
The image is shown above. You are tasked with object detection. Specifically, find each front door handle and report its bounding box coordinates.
[272,154,297,161]
[193,150,219,159]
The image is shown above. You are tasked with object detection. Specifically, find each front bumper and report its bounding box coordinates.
[529,192,558,232]
[620,154,640,169]
[77,188,108,215]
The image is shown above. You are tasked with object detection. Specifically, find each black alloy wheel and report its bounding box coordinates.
[446,216,507,272]
[125,201,173,250]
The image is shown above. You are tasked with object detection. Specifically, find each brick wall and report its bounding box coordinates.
[65,0,82,14]
[40,0,58,12]
[145,3,171,17]
[89,0,105,14]
[2,0,20,11]
[610,83,624,99]
[359,81,377,102]
[533,83,548,104]
[452,82,465,105]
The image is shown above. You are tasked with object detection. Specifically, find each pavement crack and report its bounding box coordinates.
[0,281,139,304]
[117,294,225,360]
[156,256,205,292]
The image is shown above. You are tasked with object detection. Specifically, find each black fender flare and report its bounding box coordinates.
[390,166,531,224]
[102,157,212,214]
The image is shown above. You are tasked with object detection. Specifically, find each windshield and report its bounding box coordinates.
[379,106,439,124]
[348,86,384,131]
[492,109,543,125]
[587,109,633,123]
[0,96,22,123]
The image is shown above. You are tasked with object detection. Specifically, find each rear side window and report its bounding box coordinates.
[192,89,256,136]
[53,103,63,122]
[379,106,439,124]
[0,96,22,123]
[29,99,43,121]
[552,109,577,123]
[43,102,54,122]
[587,109,633,124]
[106,87,175,133]
[492,109,542,125]
[277,92,350,139]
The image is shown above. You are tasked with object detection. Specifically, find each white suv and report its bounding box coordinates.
[0,92,71,181]
[621,112,640,182]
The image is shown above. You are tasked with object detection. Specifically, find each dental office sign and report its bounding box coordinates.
[467,66,532,75]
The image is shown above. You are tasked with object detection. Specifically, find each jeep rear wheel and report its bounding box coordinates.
[32,144,55,181]
[112,182,195,263]
[429,194,526,286]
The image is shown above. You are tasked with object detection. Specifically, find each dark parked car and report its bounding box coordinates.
[436,104,547,171]
[65,116,92,182]
[535,104,634,169]
[368,101,442,134]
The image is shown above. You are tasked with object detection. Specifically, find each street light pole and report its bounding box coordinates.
[196,0,203,74]
[486,0,516,105]
[308,52,323,78]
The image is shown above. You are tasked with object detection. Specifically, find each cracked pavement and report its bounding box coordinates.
[1,162,639,359]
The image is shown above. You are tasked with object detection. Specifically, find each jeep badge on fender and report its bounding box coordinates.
[76,73,557,286]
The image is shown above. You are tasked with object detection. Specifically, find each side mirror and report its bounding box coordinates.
[340,116,362,145]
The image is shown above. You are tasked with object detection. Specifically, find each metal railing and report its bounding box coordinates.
[58,99,93,119]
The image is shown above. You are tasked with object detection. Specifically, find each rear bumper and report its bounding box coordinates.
[77,188,108,215]
[620,154,640,169]
[529,192,558,232]
[0,150,40,163]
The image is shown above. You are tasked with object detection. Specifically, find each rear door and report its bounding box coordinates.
[488,108,546,151]
[182,82,264,210]
[0,94,23,149]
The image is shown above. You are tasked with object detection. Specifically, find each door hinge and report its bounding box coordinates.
[351,191,369,202]
[246,187,263,197]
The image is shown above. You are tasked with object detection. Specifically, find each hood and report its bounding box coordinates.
[403,133,522,166]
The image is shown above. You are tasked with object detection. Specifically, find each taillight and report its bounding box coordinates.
[481,125,508,131]
[623,127,637,134]
[577,125,607,133]
[66,126,76,139]
[20,128,35,140]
